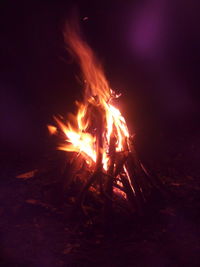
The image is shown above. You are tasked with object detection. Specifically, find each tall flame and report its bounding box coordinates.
[49,23,131,175]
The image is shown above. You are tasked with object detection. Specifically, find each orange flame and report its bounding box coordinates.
[47,125,57,135]
[48,23,131,179]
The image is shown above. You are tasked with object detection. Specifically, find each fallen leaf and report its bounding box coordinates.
[160,207,175,216]
[16,169,38,179]
[170,182,182,187]
[26,199,38,204]
[63,243,80,254]
[63,248,72,254]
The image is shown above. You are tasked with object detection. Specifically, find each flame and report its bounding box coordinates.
[48,23,132,190]
[47,125,57,135]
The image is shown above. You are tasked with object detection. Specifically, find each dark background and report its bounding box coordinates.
[0,0,199,164]
[0,1,200,266]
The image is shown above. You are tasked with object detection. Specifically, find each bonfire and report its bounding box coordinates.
[48,21,163,218]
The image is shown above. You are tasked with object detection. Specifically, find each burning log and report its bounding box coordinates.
[47,20,165,219]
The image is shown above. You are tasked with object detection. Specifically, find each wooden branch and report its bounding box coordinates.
[125,158,145,215]
[104,135,116,224]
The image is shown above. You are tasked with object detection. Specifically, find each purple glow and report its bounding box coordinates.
[130,0,166,59]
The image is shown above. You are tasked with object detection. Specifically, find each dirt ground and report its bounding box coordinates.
[0,133,200,267]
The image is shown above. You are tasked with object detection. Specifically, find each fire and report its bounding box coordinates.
[48,23,133,198]
[47,125,57,135]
